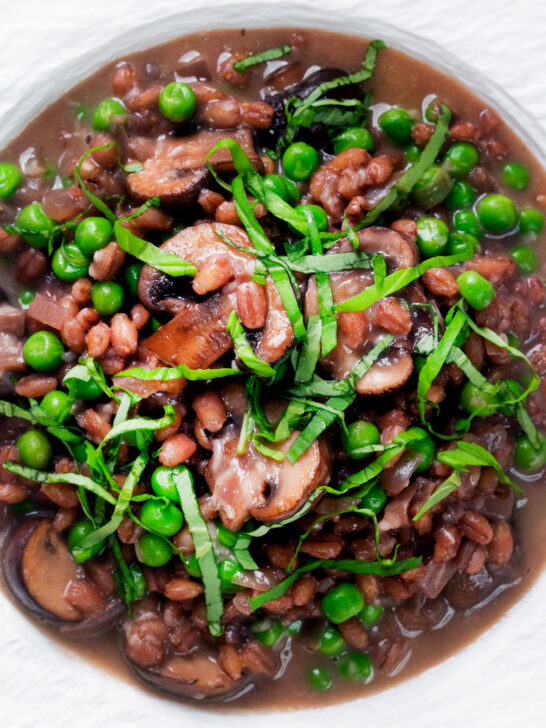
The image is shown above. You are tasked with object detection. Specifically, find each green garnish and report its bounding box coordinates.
[114,221,198,277]
[233,44,292,72]
[227,310,276,377]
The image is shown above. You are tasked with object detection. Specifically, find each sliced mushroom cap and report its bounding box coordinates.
[204,385,332,530]
[140,223,294,368]
[126,128,263,206]
[355,349,414,395]
[1,518,123,635]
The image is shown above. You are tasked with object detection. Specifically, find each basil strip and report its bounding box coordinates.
[294,314,322,384]
[97,405,175,453]
[74,145,118,223]
[233,44,292,72]
[116,363,241,381]
[305,209,337,356]
[0,400,82,444]
[437,440,523,494]
[289,251,372,274]
[114,221,198,277]
[172,468,224,636]
[3,462,117,506]
[412,471,462,521]
[226,310,276,377]
[72,453,148,559]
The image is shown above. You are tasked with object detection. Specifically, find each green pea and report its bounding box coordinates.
[92,98,128,131]
[159,82,197,123]
[282,142,319,181]
[446,180,476,210]
[67,519,105,562]
[476,194,518,233]
[286,619,303,636]
[513,432,546,470]
[321,583,364,624]
[218,559,243,593]
[307,666,332,691]
[16,430,52,470]
[15,203,56,248]
[379,107,415,145]
[17,289,35,308]
[135,532,172,567]
[52,244,90,282]
[359,603,383,625]
[292,204,328,233]
[341,420,380,459]
[40,390,71,423]
[140,499,183,537]
[416,217,450,257]
[0,162,22,200]
[216,522,238,549]
[406,427,435,472]
[510,245,538,273]
[502,162,530,190]
[452,209,482,238]
[263,174,301,205]
[359,483,387,514]
[460,381,498,415]
[91,281,125,316]
[184,555,202,578]
[251,618,283,647]
[410,164,453,209]
[405,144,421,163]
[519,208,544,235]
[23,331,64,372]
[150,465,180,502]
[333,127,374,154]
[66,371,103,401]
[442,142,479,178]
[457,270,494,310]
[448,232,479,258]
[75,216,113,257]
[317,626,346,657]
[338,651,372,682]
[151,317,161,332]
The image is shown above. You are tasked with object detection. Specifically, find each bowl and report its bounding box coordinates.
[1,2,545,726]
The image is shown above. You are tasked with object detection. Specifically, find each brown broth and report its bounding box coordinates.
[1,26,545,712]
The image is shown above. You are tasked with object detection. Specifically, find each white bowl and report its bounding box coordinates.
[1,2,545,726]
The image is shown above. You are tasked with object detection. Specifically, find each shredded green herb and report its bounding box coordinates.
[233,44,292,72]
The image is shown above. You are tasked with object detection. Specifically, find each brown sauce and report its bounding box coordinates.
[0,26,545,711]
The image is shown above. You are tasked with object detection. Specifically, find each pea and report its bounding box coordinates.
[75,216,113,256]
[15,203,56,248]
[66,372,103,401]
[519,208,544,235]
[448,232,479,258]
[216,522,238,549]
[40,390,71,423]
[67,519,105,562]
[378,107,415,145]
[307,666,332,691]
[446,180,476,210]
[23,331,64,372]
[453,209,482,238]
[16,430,52,470]
[410,164,453,209]
[151,317,161,332]
[457,270,494,310]
[338,652,372,682]
[17,289,35,308]
[513,432,546,470]
[251,618,283,647]
[442,142,479,178]
[333,127,374,154]
[341,420,380,459]
[52,244,89,282]
[292,204,328,233]
[321,583,364,624]
[140,499,183,537]
[263,174,301,205]
[91,281,125,316]
[406,427,435,472]
[0,162,22,200]
[92,98,128,131]
[360,483,387,514]
[476,194,518,233]
[502,162,530,190]
[510,245,538,273]
[136,532,172,567]
[460,381,498,415]
[416,217,450,257]
[286,619,303,636]
[150,465,180,502]
[405,144,421,163]
[218,559,243,593]
[359,604,383,625]
[317,626,346,657]
[158,82,197,123]
[282,142,319,181]
[185,555,202,578]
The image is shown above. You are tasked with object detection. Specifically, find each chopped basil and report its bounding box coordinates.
[305,209,337,356]
[412,471,462,521]
[226,310,276,378]
[114,221,198,277]
[116,363,241,381]
[233,44,292,72]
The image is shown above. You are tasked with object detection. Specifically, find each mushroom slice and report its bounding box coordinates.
[204,385,332,530]
[126,128,263,205]
[355,349,414,395]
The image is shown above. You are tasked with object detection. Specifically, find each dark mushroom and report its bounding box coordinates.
[1,518,123,635]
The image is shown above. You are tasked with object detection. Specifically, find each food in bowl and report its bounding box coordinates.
[0,27,545,708]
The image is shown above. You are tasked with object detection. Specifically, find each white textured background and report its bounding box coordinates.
[0,1,545,727]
